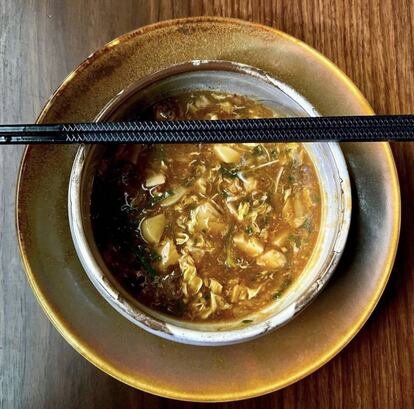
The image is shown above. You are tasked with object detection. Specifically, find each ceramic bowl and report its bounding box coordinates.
[68,60,352,346]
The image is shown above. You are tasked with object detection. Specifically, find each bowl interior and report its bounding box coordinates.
[69,61,351,345]
[96,61,317,121]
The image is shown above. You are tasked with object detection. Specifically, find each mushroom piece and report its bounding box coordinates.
[272,229,290,248]
[160,186,187,207]
[282,193,309,228]
[256,249,287,269]
[140,213,166,245]
[233,233,264,257]
[247,286,261,299]
[242,177,258,193]
[194,202,227,235]
[156,239,179,269]
[213,145,241,163]
[145,173,166,188]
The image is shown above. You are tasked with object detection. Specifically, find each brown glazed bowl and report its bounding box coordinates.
[16,17,400,401]
[68,60,352,345]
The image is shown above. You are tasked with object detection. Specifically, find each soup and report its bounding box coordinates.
[91,91,321,322]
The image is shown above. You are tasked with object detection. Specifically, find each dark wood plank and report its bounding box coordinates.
[0,1,413,408]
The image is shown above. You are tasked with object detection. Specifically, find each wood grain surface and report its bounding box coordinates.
[1,1,413,408]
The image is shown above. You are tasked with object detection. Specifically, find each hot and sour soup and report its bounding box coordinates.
[91,91,321,322]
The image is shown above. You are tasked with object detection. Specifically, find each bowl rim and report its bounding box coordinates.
[94,59,318,121]
[68,59,352,346]
[16,16,401,401]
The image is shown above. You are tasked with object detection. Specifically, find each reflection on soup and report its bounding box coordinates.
[91,91,321,322]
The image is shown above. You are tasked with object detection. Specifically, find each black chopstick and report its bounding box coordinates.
[1,115,414,144]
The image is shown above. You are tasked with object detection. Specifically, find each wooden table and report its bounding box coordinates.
[1,1,413,407]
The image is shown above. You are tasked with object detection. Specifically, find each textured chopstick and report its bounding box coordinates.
[0,115,414,144]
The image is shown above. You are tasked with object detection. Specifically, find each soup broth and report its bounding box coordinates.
[91,91,321,322]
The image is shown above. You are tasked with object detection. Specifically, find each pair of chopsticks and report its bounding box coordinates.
[0,115,413,144]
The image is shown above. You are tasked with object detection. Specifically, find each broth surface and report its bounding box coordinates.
[91,91,321,322]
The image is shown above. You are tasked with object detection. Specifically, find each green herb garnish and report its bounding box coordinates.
[302,218,313,233]
[311,192,321,203]
[289,234,302,247]
[252,145,263,156]
[149,250,162,262]
[130,246,159,279]
[121,193,137,213]
[272,276,292,300]
[245,226,254,235]
[219,165,239,179]
[242,319,253,324]
[272,291,282,300]
[147,190,173,207]
[281,276,292,290]
[288,175,295,183]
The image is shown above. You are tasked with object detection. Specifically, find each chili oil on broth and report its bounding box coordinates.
[91,91,321,323]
